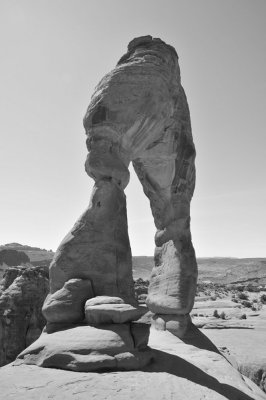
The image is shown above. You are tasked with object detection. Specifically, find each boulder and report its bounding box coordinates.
[84,296,145,324]
[42,278,94,324]
[85,296,125,306]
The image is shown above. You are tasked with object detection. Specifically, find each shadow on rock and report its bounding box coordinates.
[145,349,255,400]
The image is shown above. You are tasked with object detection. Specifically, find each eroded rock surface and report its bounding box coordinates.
[49,180,136,304]
[0,266,49,366]
[42,278,94,324]
[49,35,197,333]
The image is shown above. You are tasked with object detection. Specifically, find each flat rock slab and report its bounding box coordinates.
[85,302,146,324]
[193,316,254,329]
[16,324,152,372]
[194,299,240,309]
[1,327,266,399]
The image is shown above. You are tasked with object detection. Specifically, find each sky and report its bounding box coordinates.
[0,0,265,257]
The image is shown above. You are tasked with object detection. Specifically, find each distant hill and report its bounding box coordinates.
[132,256,266,285]
[0,249,30,266]
[197,257,266,285]
[0,243,54,265]
[132,256,154,280]
[1,244,265,286]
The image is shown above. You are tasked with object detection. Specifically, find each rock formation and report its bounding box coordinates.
[0,266,49,366]
[17,35,198,372]
[3,327,266,400]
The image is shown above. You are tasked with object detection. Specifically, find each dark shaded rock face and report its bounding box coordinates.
[0,249,30,266]
[0,266,49,366]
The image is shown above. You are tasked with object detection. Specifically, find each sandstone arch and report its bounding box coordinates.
[46,35,198,329]
[18,36,199,372]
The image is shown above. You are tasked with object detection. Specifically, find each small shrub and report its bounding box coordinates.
[241,300,252,308]
[260,294,266,304]
[220,311,226,320]
[238,292,249,300]
[240,313,247,319]
[231,298,238,303]
[213,309,220,318]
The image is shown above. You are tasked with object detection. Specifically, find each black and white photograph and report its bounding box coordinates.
[0,1,266,399]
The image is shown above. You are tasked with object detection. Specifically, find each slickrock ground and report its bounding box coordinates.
[1,327,266,400]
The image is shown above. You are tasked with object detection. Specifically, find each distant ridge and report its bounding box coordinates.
[132,255,266,285]
[0,243,54,264]
[1,244,265,285]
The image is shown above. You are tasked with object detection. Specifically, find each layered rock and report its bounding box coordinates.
[0,266,49,366]
[84,296,146,324]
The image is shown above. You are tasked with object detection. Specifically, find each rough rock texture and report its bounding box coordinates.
[49,180,136,304]
[0,266,49,366]
[47,35,197,323]
[85,296,146,324]
[1,327,266,400]
[14,36,198,373]
[42,278,94,324]
[16,323,152,372]
[152,313,192,338]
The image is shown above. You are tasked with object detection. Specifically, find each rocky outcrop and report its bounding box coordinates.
[0,266,49,366]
